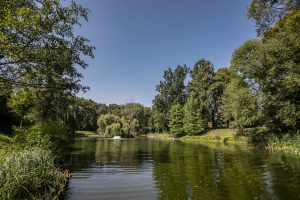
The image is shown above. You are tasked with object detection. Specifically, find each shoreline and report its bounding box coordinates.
[146,128,300,155]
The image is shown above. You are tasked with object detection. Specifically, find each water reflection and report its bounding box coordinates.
[66,138,300,200]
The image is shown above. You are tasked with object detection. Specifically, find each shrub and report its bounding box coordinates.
[0,147,68,200]
[14,120,71,151]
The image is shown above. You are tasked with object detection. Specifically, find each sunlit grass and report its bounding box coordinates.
[181,128,248,144]
[147,133,172,140]
[75,130,98,137]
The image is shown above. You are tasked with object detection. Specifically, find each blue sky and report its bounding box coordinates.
[75,0,256,107]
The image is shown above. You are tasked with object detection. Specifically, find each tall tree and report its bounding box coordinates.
[188,59,215,128]
[220,78,259,133]
[72,97,99,131]
[232,10,300,133]
[0,0,94,126]
[212,67,238,127]
[152,65,188,131]
[183,92,207,135]
[169,104,184,137]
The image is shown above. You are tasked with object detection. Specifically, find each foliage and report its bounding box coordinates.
[267,132,300,154]
[0,0,94,136]
[0,146,68,200]
[212,67,238,127]
[122,103,150,133]
[0,0,94,89]
[7,88,37,123]
[183,92,207,135]
[152,65,189,131]
[107,104,122,116]
[97,103,150,137]
[220,78,259,133]
[169,104,184,137]
[72,97,99,131]
[148,110,168,133]
[105,123,122,137]
[232,9,300,133]
[248,0,299,36]
[97,113,119,134]
[188,59,216,127]
[14,120,71,151]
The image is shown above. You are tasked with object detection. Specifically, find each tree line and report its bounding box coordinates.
[0,0,299,140]
[150,0,300,137]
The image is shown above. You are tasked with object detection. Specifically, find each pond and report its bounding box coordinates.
[65,138,300,200]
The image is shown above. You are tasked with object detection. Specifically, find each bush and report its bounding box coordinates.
[14,120,71,151]
[266,132,300,154]
[0,147,68,200]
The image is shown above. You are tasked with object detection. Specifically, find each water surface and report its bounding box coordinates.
[65,138,300,200]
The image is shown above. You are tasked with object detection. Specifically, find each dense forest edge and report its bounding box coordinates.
[0,0,299,199]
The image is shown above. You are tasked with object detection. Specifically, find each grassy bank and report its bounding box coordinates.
[75,130,100,138]
[181,129,248,144]
[0,145,69,200]
[0,121,71,199]
[265,134,300,155]
[147,133,172,140]
[148,128,300,155]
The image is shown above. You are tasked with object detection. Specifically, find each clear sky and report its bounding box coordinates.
[75,0,256,107]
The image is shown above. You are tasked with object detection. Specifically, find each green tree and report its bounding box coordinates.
[152,65,188,131]
[0,0,94,131]
[7,88,37,125]
[188,59,215,128]
[105,123,122,137]
[169,104,184,137]
[72,97,99,131]
[97,114,118,134]
[232,10,300,133]
[248,0,299,36]
[183,92,207,135]
[107,104,122,116]
[212,67,238,127]
[221,78,258,133]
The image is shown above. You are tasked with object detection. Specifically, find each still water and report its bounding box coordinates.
[65,138,300,200]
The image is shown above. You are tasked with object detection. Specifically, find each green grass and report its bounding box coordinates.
[180,127,300,155]
[0,146,69,200]
[181,128,248,144]
[265,133,300,155]
[0,133,13,144]
[147,133,172,140]
[75,130,99,137]
[0,122,71,199]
